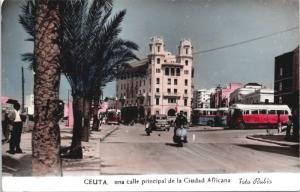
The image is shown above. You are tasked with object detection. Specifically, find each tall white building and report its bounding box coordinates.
[243,89,274,104]
[229,83,262,105]
[25,94,34,115]
[116,36,194,119]
[193,89,215,108]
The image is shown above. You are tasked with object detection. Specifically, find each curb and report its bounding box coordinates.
[100,126,120,142]
[246,136,297,147]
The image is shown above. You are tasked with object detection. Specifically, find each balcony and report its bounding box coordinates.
[163,92,181,98]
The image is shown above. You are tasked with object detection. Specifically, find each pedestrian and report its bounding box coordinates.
[277,114,282,133]
[2,108,10,143]
[6,102,23,154]
[285,116,293,139]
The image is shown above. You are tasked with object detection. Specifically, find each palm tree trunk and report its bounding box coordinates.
[69,95,83,158]
[32,0,61,176]
[92,95,100,131]
[81,97,90,142]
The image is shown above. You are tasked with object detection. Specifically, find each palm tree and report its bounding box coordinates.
[20,0,139,159]
[19,0,62,176]
[59,0,138,158]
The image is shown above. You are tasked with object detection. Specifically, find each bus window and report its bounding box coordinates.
[284,110,289,115]
[203,111,207,115]
[260,110,267,114]
[268,110,276,114]
[244,110,250,114]
[252,110,259,114]
[277,110,284,115]
[213,111,217,115]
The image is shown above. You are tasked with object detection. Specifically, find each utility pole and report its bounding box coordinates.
[21,66,25,111]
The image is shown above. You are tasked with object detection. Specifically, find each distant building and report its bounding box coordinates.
[193,89,215,108]
[243,89,274,104]
[211,83,242,108]
[229,83,262,105]
[116,36,194,119]
[25,94,34,115]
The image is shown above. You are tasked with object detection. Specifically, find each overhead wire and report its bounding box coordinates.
[192,27,298,55]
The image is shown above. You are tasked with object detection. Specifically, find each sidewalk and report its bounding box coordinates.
[246,133,299,147]
[2,124,119,176]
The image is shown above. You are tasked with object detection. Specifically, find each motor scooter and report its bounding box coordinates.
[173,125,188,147]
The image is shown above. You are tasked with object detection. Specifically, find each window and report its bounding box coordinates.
[251,110,259,114]
[157,58,160,64]
[156,88,159,93]
[277,110,284,115]
[184,70,189,75]
[165,68,169,75]
[168,98,177,103]
[174,79,177,85]
[185,79,188,86]
[158,46,160,52]
[280,67,283,76]
[279,82,282,91]
[185,60,188,66]
[156,98,159,105]
[268,110,276,114]
[260,110,267,114]
[174,89,177,93]
[156,68,161,73]
[156,78,160,84]
[244,110,250,114]
[144,80,145,86]
[168,78,171,85]
[186,48,189,54]
[167,88,171,93]
[284,110,289,115]
[143,89,145,93]
[184,99,187,106]
[279,96,282,104]
[171,68,175,76]
[184,89,188,94]
[140,80,142,86]
[176,68,180,76]
[149,45,152,52]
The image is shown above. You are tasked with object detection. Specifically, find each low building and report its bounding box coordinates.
[229,83,262,105]
[193,89,215,108]
[116,36,194,119]
[243,89,274,104]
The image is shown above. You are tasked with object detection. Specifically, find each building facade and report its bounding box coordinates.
[210,83,242,108]
[116,37,194,119]
[274,47,299,136]
[243,89,274,104]
[229,83,262,105]
[193,89,215,108]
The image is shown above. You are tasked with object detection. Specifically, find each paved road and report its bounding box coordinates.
[99,124,299,174]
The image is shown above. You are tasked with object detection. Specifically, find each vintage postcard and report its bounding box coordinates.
[1,0,299,191]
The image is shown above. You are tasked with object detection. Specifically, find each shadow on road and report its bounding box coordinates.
[165,142,181,147]
[236,144,299,158]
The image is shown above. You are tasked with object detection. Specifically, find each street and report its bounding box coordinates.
[99,124,299,174]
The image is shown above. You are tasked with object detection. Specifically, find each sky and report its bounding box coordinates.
[1,0,299,102]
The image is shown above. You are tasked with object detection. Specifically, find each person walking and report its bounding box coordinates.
[6,102,23,154]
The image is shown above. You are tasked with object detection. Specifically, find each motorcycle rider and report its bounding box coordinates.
[173,111,188,143]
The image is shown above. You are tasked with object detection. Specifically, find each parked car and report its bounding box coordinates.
[150,114,170,131]
[106,109,120,125]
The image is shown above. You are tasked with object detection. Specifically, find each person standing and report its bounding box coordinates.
[7,102,23,154]
[2,108,10,143]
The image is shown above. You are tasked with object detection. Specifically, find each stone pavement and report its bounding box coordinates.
[1,123,119,176]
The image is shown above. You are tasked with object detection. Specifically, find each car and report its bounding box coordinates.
[150,114,170,131]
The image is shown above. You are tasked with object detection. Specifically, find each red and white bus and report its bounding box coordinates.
[227,104,291,129]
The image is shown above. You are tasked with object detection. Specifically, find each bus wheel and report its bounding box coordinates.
[207,121,213,126]
[239,122,246,129]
